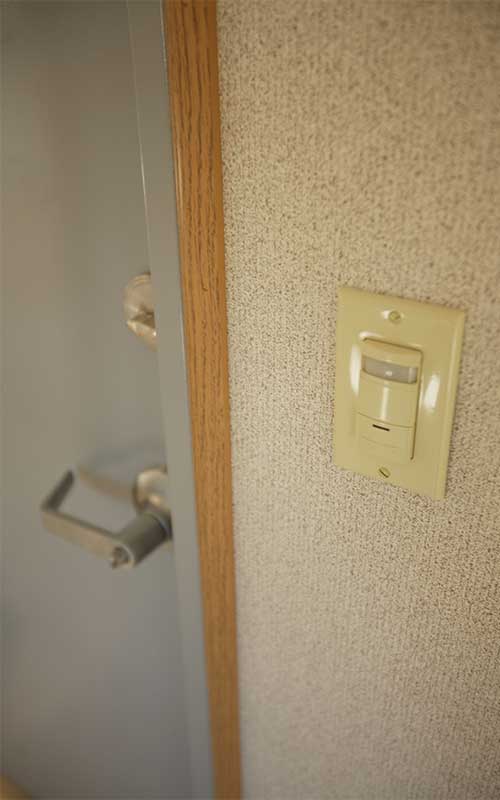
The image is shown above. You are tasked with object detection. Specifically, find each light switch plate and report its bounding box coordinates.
[333,287,465,499]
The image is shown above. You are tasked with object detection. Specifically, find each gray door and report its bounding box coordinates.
[1,2,211,798]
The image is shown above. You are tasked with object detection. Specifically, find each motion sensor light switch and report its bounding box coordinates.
[333,287,464,499]
[357,339,421,464]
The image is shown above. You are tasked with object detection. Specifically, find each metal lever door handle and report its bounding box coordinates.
[40,469,171,569]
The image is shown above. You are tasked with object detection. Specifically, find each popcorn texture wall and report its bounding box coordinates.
[217,1,500,797]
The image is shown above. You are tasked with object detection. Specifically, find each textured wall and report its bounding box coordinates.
[217,1,500,798]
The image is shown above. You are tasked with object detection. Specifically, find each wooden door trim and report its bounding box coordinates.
[163,3,241,798]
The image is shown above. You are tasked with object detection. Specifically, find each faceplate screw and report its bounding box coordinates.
[378,466,391,479]
[388,309,401,323]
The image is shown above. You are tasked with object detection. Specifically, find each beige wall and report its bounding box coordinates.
[218,1,500,797]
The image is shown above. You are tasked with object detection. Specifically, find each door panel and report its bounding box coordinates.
[2,2,192,797]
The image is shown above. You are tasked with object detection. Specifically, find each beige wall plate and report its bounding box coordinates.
[333,287,465,499]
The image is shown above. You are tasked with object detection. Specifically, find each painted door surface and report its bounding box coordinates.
[2,2,210,798]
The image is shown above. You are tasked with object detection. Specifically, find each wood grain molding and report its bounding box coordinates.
[163,2,241,798]
[0,776,30,800]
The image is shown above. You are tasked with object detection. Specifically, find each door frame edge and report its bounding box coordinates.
[162,3,241,798]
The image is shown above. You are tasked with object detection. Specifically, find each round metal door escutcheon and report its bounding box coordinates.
[133,466,169,516]
[123,272,157,350]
